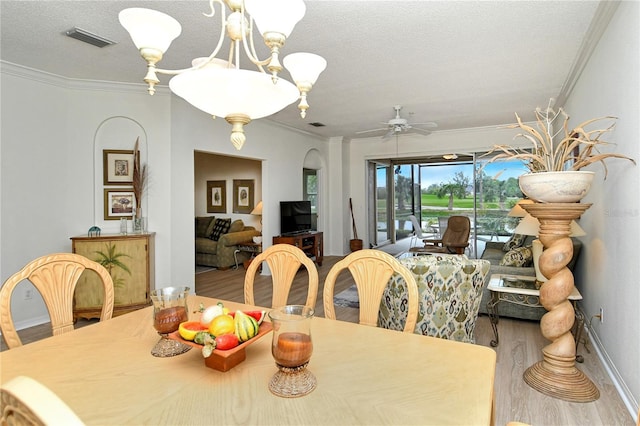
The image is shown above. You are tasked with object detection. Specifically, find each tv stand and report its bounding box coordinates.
[273,231,323,266]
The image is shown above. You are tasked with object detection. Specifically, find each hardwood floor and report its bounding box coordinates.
[3,255,634,425]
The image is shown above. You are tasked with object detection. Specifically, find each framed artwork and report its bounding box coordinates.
[104,189,135,220]
[103,150,136,185]
[207,180,226,213]
[233,179,254,214]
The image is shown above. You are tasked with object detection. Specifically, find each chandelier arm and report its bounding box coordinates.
[153,0,228,76]
[245,19,268,73]
[238,2,272,70]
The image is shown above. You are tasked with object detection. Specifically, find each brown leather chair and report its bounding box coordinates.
[415,215,470,254]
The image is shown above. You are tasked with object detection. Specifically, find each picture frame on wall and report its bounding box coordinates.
[104,189,135,220]
[103,149,136,185]
[207,180,226,213]
[233,179,254,214]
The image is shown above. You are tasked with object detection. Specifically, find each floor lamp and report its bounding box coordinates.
[520,202,598,403]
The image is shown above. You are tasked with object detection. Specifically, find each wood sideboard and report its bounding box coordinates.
[70,233,155,320]
[272,231,323,266]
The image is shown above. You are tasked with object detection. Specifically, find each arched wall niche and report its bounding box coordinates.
[302,149,326,233]
[93,116,148,231]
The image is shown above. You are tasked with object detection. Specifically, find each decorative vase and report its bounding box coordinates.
[518,171,595,203]
[133,208,146,233]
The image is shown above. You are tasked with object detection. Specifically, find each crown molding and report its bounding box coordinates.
[555,1,621,107]
[0,61,170,96]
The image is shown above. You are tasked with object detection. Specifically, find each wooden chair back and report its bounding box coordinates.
[0,253,114,349]
[323,249,419,332]
[0,375,85,425]
[244,244,318,308]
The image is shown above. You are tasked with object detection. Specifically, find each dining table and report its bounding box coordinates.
[0,295,496,425]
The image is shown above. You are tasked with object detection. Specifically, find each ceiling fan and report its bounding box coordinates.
[356,105,437,140]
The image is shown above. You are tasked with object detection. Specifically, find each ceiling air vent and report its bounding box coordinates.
[308,122,325,127]
[65,27,116,48]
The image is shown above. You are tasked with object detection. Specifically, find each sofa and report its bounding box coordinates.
[477,234,583,320]
[195,216,260,269]
[378,254,491,344]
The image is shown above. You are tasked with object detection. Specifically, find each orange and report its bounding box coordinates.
[178,321,209,341]
[208,314,235,337]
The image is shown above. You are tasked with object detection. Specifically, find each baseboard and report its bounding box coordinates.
[586,325,639,421]
[13,315,51,331]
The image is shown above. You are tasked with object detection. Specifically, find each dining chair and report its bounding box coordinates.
[0,375,85,425]
[418,215,470,254]
[0,253,115,349]
[323,249,419,332]
[244,244,318,308]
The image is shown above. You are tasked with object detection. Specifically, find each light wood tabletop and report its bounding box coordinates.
[0,295,496,425]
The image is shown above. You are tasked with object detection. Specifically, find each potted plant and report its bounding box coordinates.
[484,99,635,202]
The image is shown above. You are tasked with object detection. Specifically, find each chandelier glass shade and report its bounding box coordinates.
[119,0,326,150]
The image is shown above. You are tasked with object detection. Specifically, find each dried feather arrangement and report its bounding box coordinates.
[132,137,148,216]
[483,99,635,178]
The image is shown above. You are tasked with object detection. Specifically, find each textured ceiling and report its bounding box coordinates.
[1,1,608,140]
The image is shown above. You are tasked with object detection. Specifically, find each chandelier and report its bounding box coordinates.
[119,0,326,150]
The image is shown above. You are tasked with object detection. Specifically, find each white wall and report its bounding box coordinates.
[564,0,639,414]
[0,65,175,326]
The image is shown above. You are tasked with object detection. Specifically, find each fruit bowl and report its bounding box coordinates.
[168,321,272,372]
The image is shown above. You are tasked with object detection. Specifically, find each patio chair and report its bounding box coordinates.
[323,249,419,333]
[417,215,470,255]
[244,244,318,308]
[0,253,114,349]
[408,215,430,249]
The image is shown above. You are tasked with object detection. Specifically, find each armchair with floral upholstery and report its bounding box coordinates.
[378,254,491,344]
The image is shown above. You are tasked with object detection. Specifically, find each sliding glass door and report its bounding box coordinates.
[367,161,392,247]
[367,154,527,256]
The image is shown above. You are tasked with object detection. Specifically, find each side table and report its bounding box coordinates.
[486,274,585,363]
[233,242,262,270]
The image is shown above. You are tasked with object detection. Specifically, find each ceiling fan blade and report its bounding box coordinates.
[410,122,438,128]
[410,127,433,135]
[382,129,395,140]
[355,127,389,134]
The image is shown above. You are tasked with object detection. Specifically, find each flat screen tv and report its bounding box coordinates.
[280,201,312,235]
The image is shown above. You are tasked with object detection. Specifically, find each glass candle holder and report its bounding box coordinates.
[150,286,191,357]
[268,305,316,398]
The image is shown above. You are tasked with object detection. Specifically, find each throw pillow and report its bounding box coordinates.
[499,246,533,267]
[195,216,215,239]
[209,218,231,241]
[228,219,245,234]
[503,233,527,252]
[205,216,217,238]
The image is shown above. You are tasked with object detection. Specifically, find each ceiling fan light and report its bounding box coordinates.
[284,52,327,85]
[245,0,306,37]
[119,8,182,53]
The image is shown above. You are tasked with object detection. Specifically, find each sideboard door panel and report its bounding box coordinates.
[71,233,154,319]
